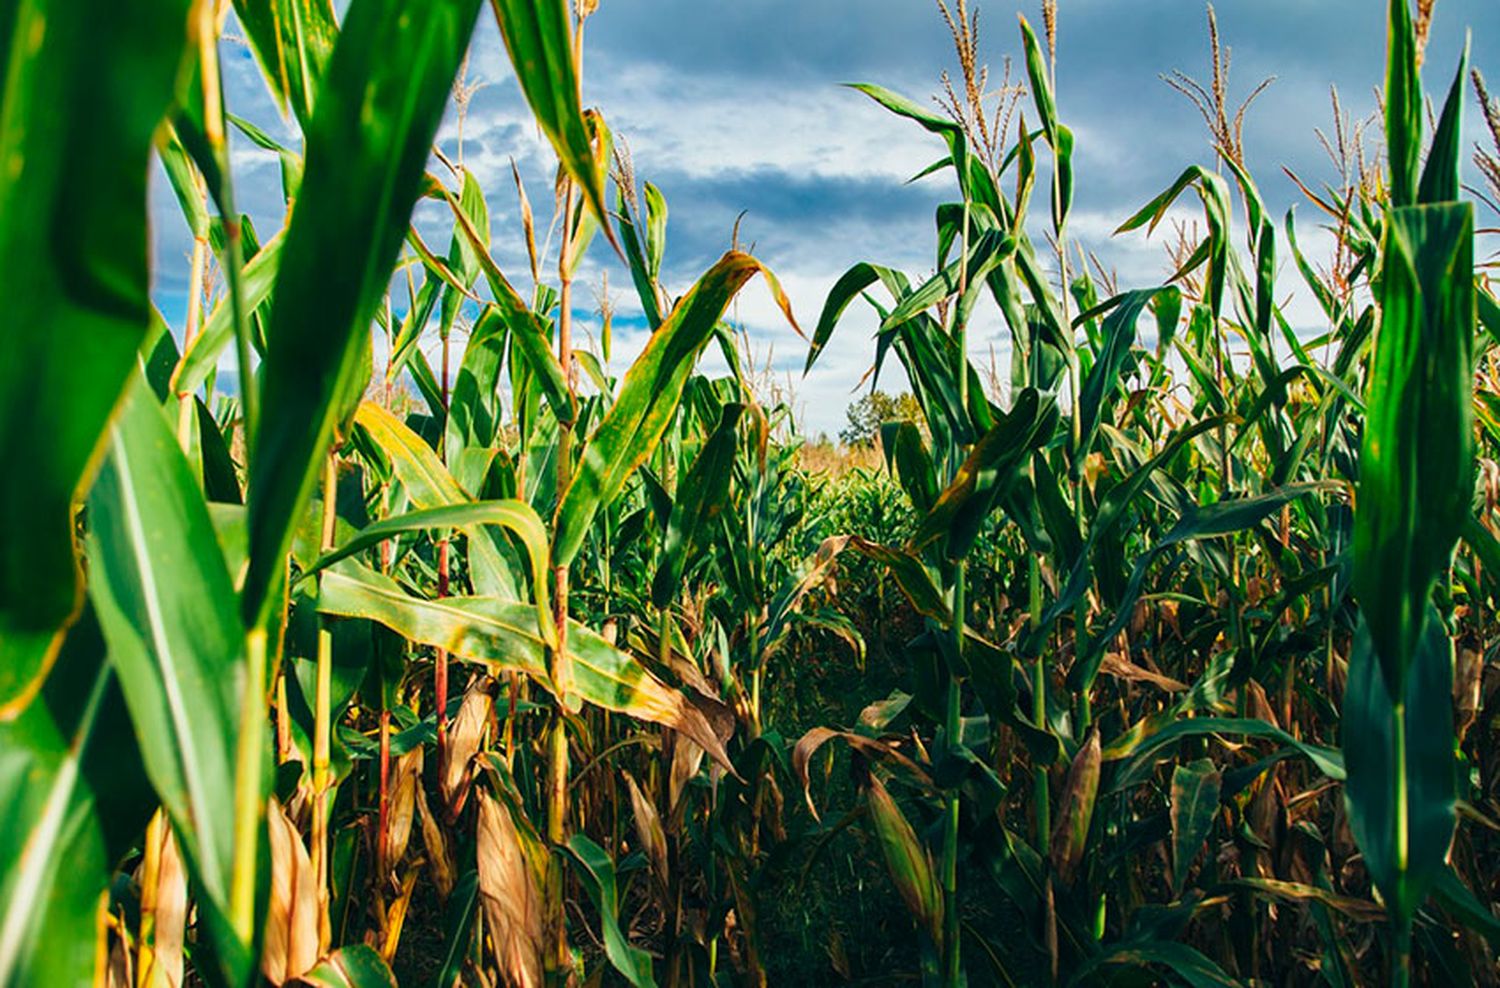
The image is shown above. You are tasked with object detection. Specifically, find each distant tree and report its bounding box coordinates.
[839,390,922,448]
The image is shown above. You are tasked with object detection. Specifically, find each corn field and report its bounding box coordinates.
[2,0,1500,984]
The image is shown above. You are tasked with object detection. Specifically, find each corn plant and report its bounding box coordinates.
[3,0,1500,985]
[800,1,1500,984]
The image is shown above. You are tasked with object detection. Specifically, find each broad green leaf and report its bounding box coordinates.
[491,0,615,247]
[882,420,939,514]
[1067,941,1240,988]
[353,401,517,598]
[851,82,969,198]
[85,375,251,987]
[652,404,743,607]
[1169,759,1221,894]
[1107,717,1345,790]
[1355,203,1474,696]
[1075,288,1175,465]
[232,0,339,126]
[317,566,732,768]
[0,615,151,988]
[1416,40,1469,205]
[0,0,192,714]
[805,261,896,374]
[553,252,798,566]
[300,944,398,988]
[445,306,509,491]
[173,229,285,395]
[1343,611,1456,932]
[1385,0,1421,208]
[912,389,1058,561]
[880,230,1014,332]
[306,500,554,647]
[566,835,656,987]
[243,0,483,628]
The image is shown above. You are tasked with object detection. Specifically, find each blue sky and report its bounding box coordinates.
[151,1,1500,437]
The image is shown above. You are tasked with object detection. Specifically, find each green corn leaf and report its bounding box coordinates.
[173,230,285,396]
[1355,203,1474,697]
[1108,717,1345,791]
[0,614,152,988]
[566,835,657,987]
[882,420,939,514]
[304,500,554,647]
[317,567,733,769]
[1343,610,1456,936]
[491,0,616,249]
[553,252,798,566]
[880,230,1014,332]
[652,404,744,607]
[353,401,518,599]
[444,306,510,492]
[1067,941,1241,988]
[442,192,576,428]
[645,181,668,278]
[85,375,252,987]
[805,261,898,374]
[912,388,1058,561]
[1385,0,1422,208]
[617,186,664,330]
[850,83,969,197]
[300,945,398,988]
[159,122,211,239]
[0,0,192,714]
[243,0,483,629]
[232,0,339,126]
[1417,39,1470,205]
[1018,15,1057,146]
[1169,759,1221,894]
[1075,287,1174,465]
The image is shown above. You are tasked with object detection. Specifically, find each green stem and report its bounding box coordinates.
[1030,555,1051,854]
[943,566,965,988]
[1392,699,1411,987]
[229,626,267,944]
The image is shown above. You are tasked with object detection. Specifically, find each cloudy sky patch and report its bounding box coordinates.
[151,0,1500,435]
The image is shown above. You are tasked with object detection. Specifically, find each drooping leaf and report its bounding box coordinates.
[305,500,554,647]
[353,401,517,598]
[553,252,798,566]
[317,566,733,769]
